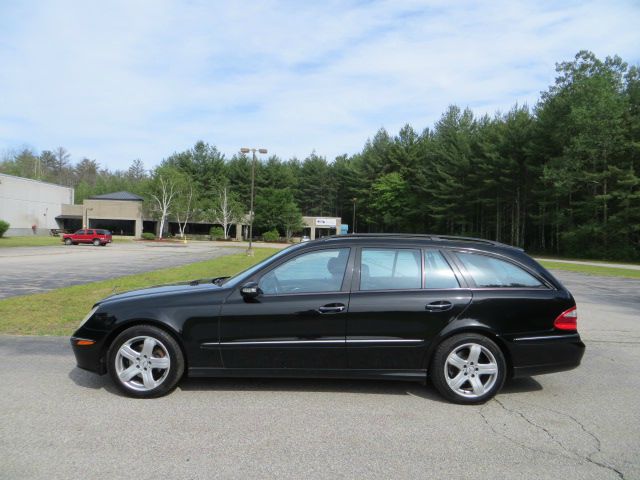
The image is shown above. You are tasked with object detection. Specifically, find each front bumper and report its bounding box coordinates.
[70,337,107,374]
[508,333,585,378]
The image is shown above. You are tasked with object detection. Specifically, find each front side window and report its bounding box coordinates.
[360,248,421,291]
[259,248,350,295]
[456,252,543,288]
[76,230,86,235]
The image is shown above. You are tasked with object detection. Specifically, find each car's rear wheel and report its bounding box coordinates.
[92,238,100,246]
[107,325,184,398]
[64,238,72,245]
[430,333,506,404]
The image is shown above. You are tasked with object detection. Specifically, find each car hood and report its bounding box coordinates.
[100,277,227,304]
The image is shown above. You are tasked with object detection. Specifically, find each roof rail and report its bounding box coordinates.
[322,233,519,249]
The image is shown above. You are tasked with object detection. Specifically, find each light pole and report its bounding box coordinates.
[240,147,268,256]
[84,207,94,229]
[351,198,357,234]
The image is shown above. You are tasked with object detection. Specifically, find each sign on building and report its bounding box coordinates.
[315,218,337,227]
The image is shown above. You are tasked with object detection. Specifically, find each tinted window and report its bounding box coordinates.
[360,248,421,291]
[76,230,86,235]
[259,248,349,294]
[456,252,543,288]
[424,250,459,288]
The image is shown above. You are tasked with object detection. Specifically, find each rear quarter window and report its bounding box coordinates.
[456,252,544,288]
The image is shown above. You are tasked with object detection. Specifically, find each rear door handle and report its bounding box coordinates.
[318,303,346,314]
[425,301,453,312]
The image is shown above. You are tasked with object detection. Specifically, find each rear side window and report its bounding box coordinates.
[360,248,421,290]
[456,252,543,288]
[424,250,459,288]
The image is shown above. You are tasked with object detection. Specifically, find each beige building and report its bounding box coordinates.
[302,216,343,239]
[57,191,144,237]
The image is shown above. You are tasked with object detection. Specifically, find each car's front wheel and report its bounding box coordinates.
[64,238,72,245]
[430,333,506,404]
[107,325,184,398]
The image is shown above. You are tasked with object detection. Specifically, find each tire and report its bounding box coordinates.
[64,238,72,245]
[107,325,185,398]
[93,238,101,246]
[430,333,506,404]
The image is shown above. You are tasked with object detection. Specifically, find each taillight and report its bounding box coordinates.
[554,306,578,331]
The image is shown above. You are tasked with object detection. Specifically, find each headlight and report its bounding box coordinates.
[78,306,99,328]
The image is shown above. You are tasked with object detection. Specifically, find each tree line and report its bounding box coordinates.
[2,51,639,258]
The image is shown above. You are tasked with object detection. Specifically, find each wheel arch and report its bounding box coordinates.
[425,325,514,378]
[100,319,188,376]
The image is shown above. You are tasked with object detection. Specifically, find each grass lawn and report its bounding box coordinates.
[0,235,134,247]
[0,248,276,336]
[0,236,62,247]
[539,260,640,279]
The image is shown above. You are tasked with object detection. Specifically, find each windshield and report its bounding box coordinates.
[221,244,304,287]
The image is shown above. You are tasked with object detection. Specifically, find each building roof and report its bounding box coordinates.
[0,172,74,191]
[88,191,144,201]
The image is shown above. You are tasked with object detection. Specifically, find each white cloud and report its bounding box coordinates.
[0,0,639,169]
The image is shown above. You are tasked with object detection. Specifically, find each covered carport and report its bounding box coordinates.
[89,219,136,236]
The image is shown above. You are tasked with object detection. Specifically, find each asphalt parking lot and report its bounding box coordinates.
[0,241,245,299]
[0,270,638,479]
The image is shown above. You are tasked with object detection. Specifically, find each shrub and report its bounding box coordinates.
[209,226,225,240]
[262,229,280,242]
[141,232,156,240]
[0,220,9,238]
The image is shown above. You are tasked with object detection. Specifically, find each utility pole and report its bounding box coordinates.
[352,197,357,234]
[240,147,268,256]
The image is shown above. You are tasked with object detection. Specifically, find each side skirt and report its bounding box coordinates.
[188,367,427,382]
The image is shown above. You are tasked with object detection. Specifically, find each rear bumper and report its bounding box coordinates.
[508,333,585,378]
[70,337,107,374]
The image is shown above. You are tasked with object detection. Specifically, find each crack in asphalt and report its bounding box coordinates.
[479,398,625,479]
[477,403,564,458]
[514,401,626,480]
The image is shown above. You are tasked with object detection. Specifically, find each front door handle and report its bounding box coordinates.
[425,301,453,312]
[318,303,346,314]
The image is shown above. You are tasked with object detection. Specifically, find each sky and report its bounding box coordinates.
[1,0,639,170]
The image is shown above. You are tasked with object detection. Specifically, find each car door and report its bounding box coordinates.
[82,229,93,243]
[218,247,354,370]
[346,247,472,370]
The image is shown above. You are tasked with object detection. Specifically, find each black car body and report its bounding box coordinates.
[71,234,585,403]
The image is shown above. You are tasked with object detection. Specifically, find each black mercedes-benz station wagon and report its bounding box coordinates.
[71,234,585,404]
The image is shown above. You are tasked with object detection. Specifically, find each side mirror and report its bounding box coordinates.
[240,281,261,300]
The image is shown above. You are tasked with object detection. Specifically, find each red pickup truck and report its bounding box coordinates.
[62,229,112,246]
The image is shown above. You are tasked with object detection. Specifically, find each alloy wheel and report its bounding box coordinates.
[114,336,171,392]
[444,342,498,399]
